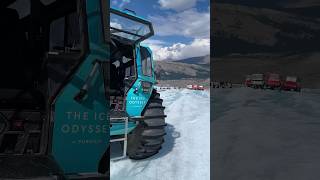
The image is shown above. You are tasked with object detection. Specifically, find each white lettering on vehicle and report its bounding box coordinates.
[60,112,108,134]
[127,96,147,106]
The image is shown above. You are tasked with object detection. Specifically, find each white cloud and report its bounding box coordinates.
[110,21,122,29]
[119,0,131,8]
[143,39,168,46]
[111,0,118,6]
[158,0,197,11]
[149,8,210,39]
[112,0,130,9]
[142,38,210,61]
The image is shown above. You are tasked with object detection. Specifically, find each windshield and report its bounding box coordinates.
[251,74,263,79]
[110,8,153,43]
[269,74,280,79]
[286,76,297,82]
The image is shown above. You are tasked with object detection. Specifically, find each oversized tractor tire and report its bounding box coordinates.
[127,90,166,160]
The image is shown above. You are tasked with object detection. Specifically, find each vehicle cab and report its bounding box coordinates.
[265,73,282,89]
[251,74,265,89]
[282,76,301,92]
[245,75,252,87]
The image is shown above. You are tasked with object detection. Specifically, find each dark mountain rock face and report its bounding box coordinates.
[211,2,320,88]
[212,3,320,56]
[215,0,320,10]
[154,56,210,80]
[174,55,210,65]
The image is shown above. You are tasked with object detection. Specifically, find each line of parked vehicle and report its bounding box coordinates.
[187,84,205,91]
[211,81,233,88]
[245,73,301,92]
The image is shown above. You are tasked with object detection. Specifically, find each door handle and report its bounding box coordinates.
[74,60,101,102]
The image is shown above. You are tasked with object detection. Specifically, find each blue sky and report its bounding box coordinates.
[111,0,210,61]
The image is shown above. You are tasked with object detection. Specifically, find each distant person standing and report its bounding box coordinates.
[220,81,224,88]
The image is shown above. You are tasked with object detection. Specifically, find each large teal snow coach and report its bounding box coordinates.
[0,0,109,179]
[109,7,166,160]
[0,0,165,179]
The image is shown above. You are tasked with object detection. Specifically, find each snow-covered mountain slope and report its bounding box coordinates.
[111,89,210,180]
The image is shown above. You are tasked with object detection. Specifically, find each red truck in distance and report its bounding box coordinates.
[265,73,282,89]
[282,76,301,92]
[187,84,205,90]
[245,75,252,87]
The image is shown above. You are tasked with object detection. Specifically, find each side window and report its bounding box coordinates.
[125,65,135,77]
[47,9,83,97]
[140,47,152,77]
[50,16,65,51]
[49,12,81,53]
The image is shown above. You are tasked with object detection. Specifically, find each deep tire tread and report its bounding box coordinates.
[127,90,166,160]
[143,138,164,147]
[144,118,167,127]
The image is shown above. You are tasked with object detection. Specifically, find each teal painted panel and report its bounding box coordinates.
[126,80,151,116]
[110,122,136,136]
[52,0,108,174]
[86,0,106,46]
[125,45,155,117]
[52,55,108,174]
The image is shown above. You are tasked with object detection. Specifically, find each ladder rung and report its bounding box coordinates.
[110,117,128,161]
[130,116,143,119]
[110,138,126,142]
[110,117,128,120]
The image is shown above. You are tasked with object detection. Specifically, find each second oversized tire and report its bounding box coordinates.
[127,90,166,160]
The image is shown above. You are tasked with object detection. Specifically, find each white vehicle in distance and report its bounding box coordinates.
[251,73,265,89]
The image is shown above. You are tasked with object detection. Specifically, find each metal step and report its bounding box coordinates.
[110,110,128,121]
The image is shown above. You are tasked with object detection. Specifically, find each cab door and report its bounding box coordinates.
[125,45,156,116]
[49,0,108,174]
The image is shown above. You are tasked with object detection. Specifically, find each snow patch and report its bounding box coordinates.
[111,89,210,180]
